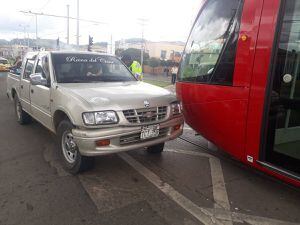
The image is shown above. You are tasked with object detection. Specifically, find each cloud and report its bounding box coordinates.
[0,0,202,43]
[0,13,58,34]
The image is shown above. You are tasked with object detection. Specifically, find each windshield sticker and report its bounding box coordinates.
[66,56,114,64]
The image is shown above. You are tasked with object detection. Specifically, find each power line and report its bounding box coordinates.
[20,9,107,47]
[20,10,107,25]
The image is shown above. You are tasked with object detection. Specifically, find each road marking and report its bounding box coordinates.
[204,208,299,225]
[165,148,213,158]
[118,152,223,225]
[119,151,296,225]
[165,148,232,225]
[209,157,230,210]
[165,148,230,210]
[209,158,233,225]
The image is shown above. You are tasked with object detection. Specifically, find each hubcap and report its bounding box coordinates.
[62,131,78,164]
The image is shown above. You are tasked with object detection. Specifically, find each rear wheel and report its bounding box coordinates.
[57,120,94,174]
[14,95,31,125]
[146,143,165,154]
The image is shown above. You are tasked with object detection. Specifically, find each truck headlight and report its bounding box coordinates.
[82,111,118,125]
[171,101,182,116]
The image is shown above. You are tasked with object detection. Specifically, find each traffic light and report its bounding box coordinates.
[88,35,93,51]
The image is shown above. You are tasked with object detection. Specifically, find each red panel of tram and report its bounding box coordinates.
[177,0,300,187]
[177,84,248,160]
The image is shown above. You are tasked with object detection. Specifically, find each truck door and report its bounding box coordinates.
[30,54,52,129]
[20,59,35,113]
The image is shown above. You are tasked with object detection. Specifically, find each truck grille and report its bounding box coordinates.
[119,127,169,145]
[123,106,168,124]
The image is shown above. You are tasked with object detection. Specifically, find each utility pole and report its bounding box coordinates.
[35,15,38,49]
[66,4,70,45]
[76,0,79,47]
[27,33,30,48]
[141,27,144,68]
[110,34,113,54]
[138,18,148,70]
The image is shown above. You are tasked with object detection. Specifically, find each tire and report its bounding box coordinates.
[14,95,31,125]
[57,120,94,174]
[146,143,165,154]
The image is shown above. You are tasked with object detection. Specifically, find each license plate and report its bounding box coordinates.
[140,124,160,140]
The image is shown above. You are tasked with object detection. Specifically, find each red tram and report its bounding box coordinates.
[177,0,300,187]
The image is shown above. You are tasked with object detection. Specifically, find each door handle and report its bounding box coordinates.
[20,85,23,89]
[31,89,34,94]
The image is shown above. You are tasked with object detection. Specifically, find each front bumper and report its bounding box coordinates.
[72,116,184,156]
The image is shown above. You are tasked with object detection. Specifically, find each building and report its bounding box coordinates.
[0,45,13,58]
[0,45,32,59]
[145,41,184,62]
[116,39,185,62]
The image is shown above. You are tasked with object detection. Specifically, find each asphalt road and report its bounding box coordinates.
[0,72,300,225]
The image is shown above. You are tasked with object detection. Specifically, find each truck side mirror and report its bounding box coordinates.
[29,73,48,86]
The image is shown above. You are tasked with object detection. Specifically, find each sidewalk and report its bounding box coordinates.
[143,73,173,88]
[143,73,171,83]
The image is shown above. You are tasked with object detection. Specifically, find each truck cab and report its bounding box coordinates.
[7,51,184,174]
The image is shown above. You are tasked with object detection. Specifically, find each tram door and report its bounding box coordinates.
[265,0,300,175]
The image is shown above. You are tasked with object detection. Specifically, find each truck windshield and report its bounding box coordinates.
[51,53,136,83]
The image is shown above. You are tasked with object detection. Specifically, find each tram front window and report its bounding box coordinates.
[179,0,243,85]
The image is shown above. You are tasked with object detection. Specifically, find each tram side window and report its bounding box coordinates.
[179,0,243,85]
[272,0,300,128]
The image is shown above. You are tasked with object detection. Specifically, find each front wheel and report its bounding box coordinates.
[57,120,94,174]
[146,143,165,154]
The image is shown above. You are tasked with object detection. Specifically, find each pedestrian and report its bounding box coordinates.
[121,54,143,80]
[11,56,22,69]
[164,66,169,77]
[171,64,178,84]
[9,56,22,75]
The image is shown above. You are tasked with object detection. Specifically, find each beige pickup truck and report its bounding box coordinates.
[7,51,184,174]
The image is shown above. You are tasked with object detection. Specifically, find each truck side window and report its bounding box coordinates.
[23,59,35,80]
[35,56,51,86]
[35,59,43,75]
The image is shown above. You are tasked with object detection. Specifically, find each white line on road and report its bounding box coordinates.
[165,148,232,225]
[165,148,213,158]
[204,208,300,225]
[118,152,223,225]
[118,152,295,225]
[209,157,230,210]
[209,158,233,225]
[165,148,231,210]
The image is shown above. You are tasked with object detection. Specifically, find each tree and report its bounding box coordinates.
[160,59,174,67]
[147,57,160,68]
[118,48,149,62]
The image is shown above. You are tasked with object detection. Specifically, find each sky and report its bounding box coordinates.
[0,0,202,45]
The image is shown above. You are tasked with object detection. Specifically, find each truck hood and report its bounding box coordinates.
[58,81,176,111]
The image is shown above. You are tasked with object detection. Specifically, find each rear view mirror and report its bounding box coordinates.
[29,73,48,86]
